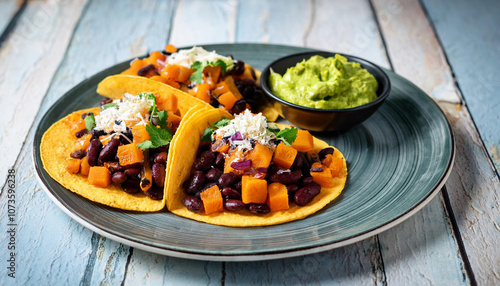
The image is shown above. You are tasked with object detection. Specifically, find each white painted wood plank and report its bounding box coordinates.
[0,0,87,186]
[371,0,461,103]
[123,249,221,286]
[0,0,21,36]
[169,0,238,47]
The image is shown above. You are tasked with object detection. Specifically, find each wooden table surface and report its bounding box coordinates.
[1,0,498,285]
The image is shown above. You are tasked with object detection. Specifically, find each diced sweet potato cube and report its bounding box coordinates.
[213,140,230,154]
[145,51,166,67]
[80,156,90,176]
[232,64,256,81]
[117,144,144,166]
[218,91,238,110]
[200,185,223,215]
[224,150,244,175]
[195,83,211,103]
[310,162,334,187]
[132,124,150,145]
[156,93,178,113]
[88,166,111,188]
[122,59,146,75]
[272,142,297,169]
[161,64,180,81]
[165,44,177,53]
[267,182,289,212]
[203,65,221,89]
[292,130,314,152]
[167,111,181,127]
[64,113,86,136]
[177,66,194,83]
[241,175,268,204]
[75,134,92,151]
[246,143,273,170]
[325,155,344,178]
[149,75,169,84]
[213,81,231,96]
[65,158,81,174]
[213,76,242,99]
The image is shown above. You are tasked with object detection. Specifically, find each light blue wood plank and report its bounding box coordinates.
[421,0,500,172]
[0,0,20,36]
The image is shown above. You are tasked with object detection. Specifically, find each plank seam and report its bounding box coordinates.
[441,185,477,285]
[367,0,394,71]
[221,261,226,286]
[120,247,134,286]
[165,0,180,46]
[374,236,388,285]
[417,0,500,181]
[0,0,27,49]
[80,232,100,285]
[302,0,315,47]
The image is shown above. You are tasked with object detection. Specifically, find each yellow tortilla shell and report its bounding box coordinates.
[165,109,347,227]
[96,75,212,117]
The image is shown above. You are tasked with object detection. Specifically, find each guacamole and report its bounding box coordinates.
[269,54,378,109]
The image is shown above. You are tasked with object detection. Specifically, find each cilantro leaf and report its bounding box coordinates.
[189,60,230,84]
[213,118,230,128]
[215,59,228,73]
[156,110,169,130]
[84,113,95,132]
[137,124,172,150]
[276,127,298,146]
[102,103,118,110]
[200,127,214,142]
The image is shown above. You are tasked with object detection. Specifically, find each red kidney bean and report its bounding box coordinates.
[286,184,299,197]
[106,162,127,173]
[111,172,127,184]
[99,98,113,106]
[270,170,302,184]
[234,179,242,191]
[154,152,168,163]
[80,112,93,119]
[318,147,335,160]
[199,182,217,194]
[145,185,163,200]
[294,182,321,206]
[70,149,86,159]
[214,152,225,167]
[194,151,216,170]
[152,163,166,187]
[75,129,88,138]
[224,199,245,211]
[230,99,247,115]
[86,139,102,166]
[90,129,106,141]
[291,153,304,170]
[231,60,245,75]
[248,203,270,214]
[310,167,324,172]
[218,172,237,188]
[97,138,120,165]
[221,187,241,200]
[186,171,205,194]
[183,196,203,212]
[206,168,222,182]
[302,176,314,185]
[124,167,141,180]
[122,186,140,194]
[137,64,156,76]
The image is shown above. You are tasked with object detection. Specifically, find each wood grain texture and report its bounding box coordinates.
[0,0,88,186]
[420,0,500,172]
[170,0,237,46]
[371,0,461,103]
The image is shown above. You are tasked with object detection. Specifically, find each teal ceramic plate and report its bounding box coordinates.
[33,44,454,261]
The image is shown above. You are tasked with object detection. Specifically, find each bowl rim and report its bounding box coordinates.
[260,51,391,113]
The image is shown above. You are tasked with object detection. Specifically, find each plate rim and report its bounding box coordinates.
[32,43,455,261]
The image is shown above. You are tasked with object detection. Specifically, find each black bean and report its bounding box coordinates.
[75,129,88,138]
[183,196,203,212]
[302,176,314,185]
[90,129,106,141]
[232,60,245,75]
[137,64,157,77]
[145,185,163,200]
[214,152,225,167]
[86,139,102,167]
[230,99,247,114]
[124,167,141,180]
[119,128,133,145]
[248,203,270,214]
[221,187,241,200]
[152,163,166,187]
[291,153,304,170]
[318,147,335,160]
[154,152,168,163]
[224,199,245,211]
[70,149,86,159]
[294,182,321,206]
[218,172,237,188]
[270,170,302,184]
[99,98,113,106]
[111,172,127,184]
[206,168,223,182]
[186,171,205,194]
[97,138,120,165]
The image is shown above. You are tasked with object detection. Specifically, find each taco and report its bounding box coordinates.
[41,76,209,211]
[120,45,278,121]
[165,108,347,226]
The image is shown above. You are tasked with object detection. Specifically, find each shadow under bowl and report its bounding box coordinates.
[260,51,391,132]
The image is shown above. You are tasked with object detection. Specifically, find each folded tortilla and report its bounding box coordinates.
[165,108,348,226]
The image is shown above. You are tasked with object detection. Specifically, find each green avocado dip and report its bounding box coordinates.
[269,54,378,109]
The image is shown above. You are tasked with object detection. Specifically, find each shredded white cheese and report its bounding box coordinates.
[214,110,277,152]
[166,46,233,69]
[94,93,153,133]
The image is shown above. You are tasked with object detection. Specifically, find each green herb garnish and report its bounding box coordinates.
[136,93,173,150]
[200,117,230,142]
[267,126,298,146]
[101,103,118,110]
[189,59,229,85]
[84,113,95,132]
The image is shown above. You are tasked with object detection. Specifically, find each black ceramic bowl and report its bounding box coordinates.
[260,51,391,132]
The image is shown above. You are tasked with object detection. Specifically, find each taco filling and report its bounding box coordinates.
[120,46,277,120]
[176,110,347,222]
